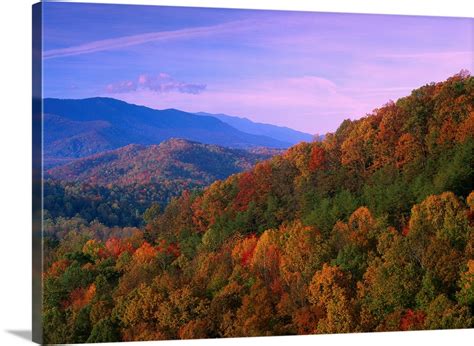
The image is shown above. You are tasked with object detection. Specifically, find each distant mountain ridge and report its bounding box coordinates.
[46,138,275,186]
[43,97,291,167]
[195,112,314,144]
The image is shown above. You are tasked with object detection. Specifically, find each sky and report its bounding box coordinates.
[42,3,473,134]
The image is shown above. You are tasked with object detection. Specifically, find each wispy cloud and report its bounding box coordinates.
[106,73,206,95]
[43,20,253,60]
[377,51,472,60]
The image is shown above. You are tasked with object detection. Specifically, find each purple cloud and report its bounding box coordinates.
[106,73,206,95]
[105,80,137,93]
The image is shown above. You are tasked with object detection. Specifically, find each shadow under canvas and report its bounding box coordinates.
[6,330,32,342]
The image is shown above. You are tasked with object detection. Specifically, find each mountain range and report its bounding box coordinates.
[195,112,314,144]
[44,97,312,168]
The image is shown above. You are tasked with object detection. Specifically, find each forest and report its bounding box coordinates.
[44,139,278,227]
[42,71,474,343]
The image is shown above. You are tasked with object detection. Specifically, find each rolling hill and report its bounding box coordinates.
[44,139,279,226]
[43,97,290,167]
[46,138,275,186]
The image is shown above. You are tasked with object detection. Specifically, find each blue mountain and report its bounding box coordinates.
[43,97,291,167]
[195,112,314,145]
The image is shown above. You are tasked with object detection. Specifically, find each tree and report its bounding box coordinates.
[143,202,161,226]
[308,145,326,172]
[250,229,281,285]
[395,133,423,169]
[408,192,470,251]
[424,294,472,329]
[457,260,474,306]
[232,279,278,337]
[280,221,329,305]
[309,264,356,333]
[357,233,422,329]
[341,116,380,177]
[87,318,120,343]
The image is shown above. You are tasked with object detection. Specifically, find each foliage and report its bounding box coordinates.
[43,72,474,342]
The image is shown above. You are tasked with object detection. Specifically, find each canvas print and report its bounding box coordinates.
[32,1,474,344]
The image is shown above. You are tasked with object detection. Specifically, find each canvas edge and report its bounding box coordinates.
[32,2,43,344]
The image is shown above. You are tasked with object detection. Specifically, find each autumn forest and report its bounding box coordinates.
[41,72,474,343]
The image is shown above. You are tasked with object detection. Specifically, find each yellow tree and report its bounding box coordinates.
[308,264,356,333]
[250,229,281,286]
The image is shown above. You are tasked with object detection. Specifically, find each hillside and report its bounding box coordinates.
[43,98,289,167]
[44,139,276,226]
[196,111,314,144]
[42,72,474,343]
[47,138,275,186]
[144,71,473,239]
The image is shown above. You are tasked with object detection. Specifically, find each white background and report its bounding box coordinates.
[0,0,472,345]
